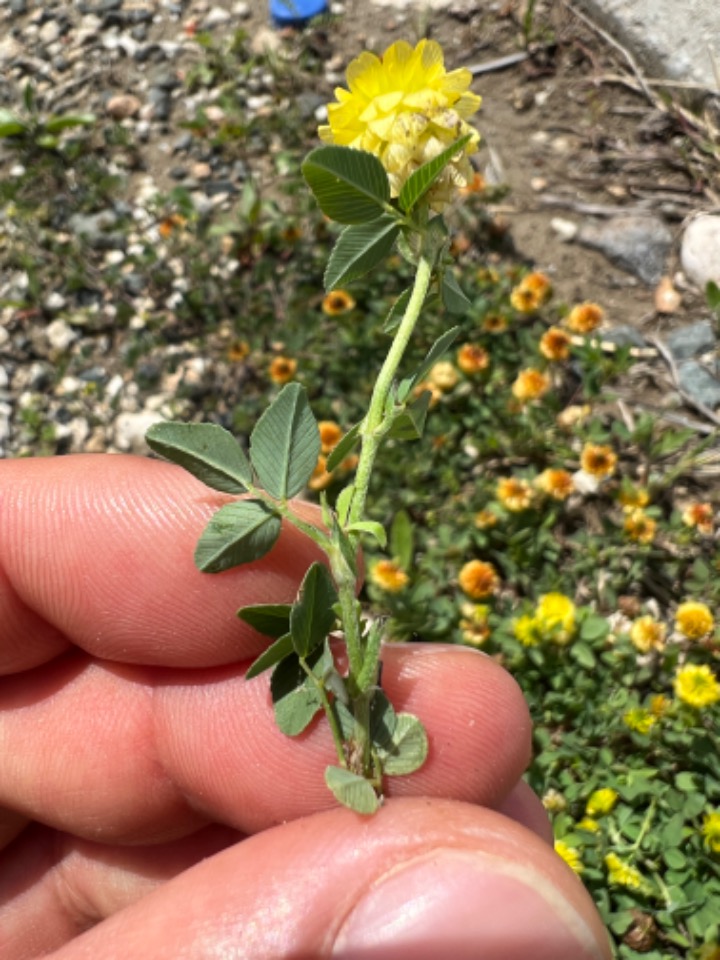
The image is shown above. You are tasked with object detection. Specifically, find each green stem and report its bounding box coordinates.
[299,657,347,767]
[348,254,434,528]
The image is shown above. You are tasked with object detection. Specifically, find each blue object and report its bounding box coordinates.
[269,0,328,27]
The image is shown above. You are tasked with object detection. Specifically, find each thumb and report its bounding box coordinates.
[49,798,610,960]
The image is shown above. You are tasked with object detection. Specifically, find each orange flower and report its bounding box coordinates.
[457,343,490,375]
[511,368,551,404]
[482,312,508,334]
[370,559,409,593]
[474,509,498,529]
[682,502,714,535]
[322,289,356,316]
[539,327,572,362]
[269,356,297,384]
[308,455,334,491]
[565,302,604,334]
[617,484,650,511]
[458,560,500,599]
[535,468,574,501]
[510,272,552,313]
[228,339,250,362]
[623,509,656,544]
[318,420,343,454]
[580,443,617,478]
[458,170,486,196]
[497,477,534,512]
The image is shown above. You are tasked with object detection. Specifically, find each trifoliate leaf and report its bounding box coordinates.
[324,766,380,814]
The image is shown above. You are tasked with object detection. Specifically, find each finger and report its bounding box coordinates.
[0,455,325,671]
[34,799,610,960]
[0,645,530,840]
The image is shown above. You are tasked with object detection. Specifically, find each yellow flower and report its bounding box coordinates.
[322,289,356,316]
[412,380,443,408]
[536,593,576,645]
[497,476,534,512]
[617,484,650,511]
[577,817,600,833]
[459,603,491,646]
[474,509,497,529]
[482,312,508,334]
[370,559,409,593]
[674,663,720,708]
[308,454,334,491]
[458,560,500,600]
[650,694,670,716]
[701,810,720,854]
[269,356,297,384]
[511,367,551,404]
[556,404,591,430]
[605,852,643,889]
[623,707,657,734]
[539,326,571,361]
[227,339,250,362]
[535,468,574,501]
[682,502,714,535]
[623,509,656,544]
[586,787,618,817]
[565,301,604,334]
[541,788,567,813]
[555,840,584,874]
[630,615,666,653]
[320,39,481,210]
[514,613,539,646]
[428,360,459,392]
[318,420,343,454]
[457,343,490,375]
[510,271,552,313]
[675,601,715,639]
[580,442,617,478]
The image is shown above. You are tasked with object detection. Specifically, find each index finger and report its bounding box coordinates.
[0,455,325,672]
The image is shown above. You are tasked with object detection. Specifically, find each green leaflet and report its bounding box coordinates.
[302,146,390,224]
[194,499,281,573]
[250,383,320,500]
[146,421,253,494]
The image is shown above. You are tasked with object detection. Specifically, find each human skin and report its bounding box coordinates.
[0,455,611,959]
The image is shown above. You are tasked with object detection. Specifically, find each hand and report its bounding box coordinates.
[0,455,610,959]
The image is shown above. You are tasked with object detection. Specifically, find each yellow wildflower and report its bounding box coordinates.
[580,442,617,478]
[511,367,551,404]
[428,360,459,392]
[555,840,584,874]
[318,420,343,455]
[629,615,666,653]
[577,817,600,833]
[541,788,566,813]
[623,707,657,734]
[474,509,497,529]
[674,663,720,708]
[457,343,490,375]
[675,601,715,640]
[535,468,574,501]
[682,502,714,535]
[458,559,500,600]
[586,787,618,817]
[536,593,576,645]
[322,289,356,316]
[617,484,650,511]
[497,476,534,512]
[370,559,409,593]
[320,39,481,210]
[269,356,297,384]
[701,811,720,854]
[482,312,508,334]
[565,301,604,334]
[623,509,656,544]
[605,852,643,889]
[650,694,670,716]
[459,603,491,646]
[539,327,571,362]
[228,339,250,362]
[514,613,539,646]
[510,271,552,313]
[307,454,333,491]
[557,404,591,430]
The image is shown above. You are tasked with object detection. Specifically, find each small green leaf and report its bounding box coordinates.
[302,146,390,224]
[237,603,292,638]
[324,766,380,814]
[387,392,432,441]
[0,110,27,137]
[325,216,400,290]
[571,641,597,670]
[382,288,412,334]
[290,562,338,658]
[44,113,96,133]
[355,621,384,693]
[397,326,460,402]
[398,134,472,213]
[146,421,252,494]
[271,645,330,736]
[579,615,610,642]
[441,270,472,314]
[326,422,362,473]
[390,509,413,572]
[346,521,387,548]
[335,484,355,526]
[245,632,294,680]
[250,383,320,500]
[377,713,428,776]
[706,280,720,312]
[195,500,281,573]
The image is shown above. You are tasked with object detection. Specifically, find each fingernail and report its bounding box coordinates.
[332,850,605,960]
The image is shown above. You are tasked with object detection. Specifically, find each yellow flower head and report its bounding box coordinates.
[539,326,572,362]
[320,40,481,210]
[228,339,250,362]
[577,817,600,833]
[617,484,650,511]
[370,558,409,593]
[318,420,343,454]
[702,810,720,854]
[605,852,643,889]
[511,368,551,404]
[513,612,539,646]
[269,356,297,384]
[675,601,715,640]
[650,694,670,716]
[535,468,574,501]
[623,707,657,734]
[322,289,356,316]
[541,788,567,813]
[474,508,498,529]
[580,442,617,478]
[428,360,459,392]
[459,603,491,646]
[457,343,490,375]
[497,476,534,512]
[536,593,576,645]
[458,559,500,600]
[555,840,584,874]
[623,508,656,544]
[682,502,714,534]
[482,312,508,334]
[510,271,552,313]
[674,663,720,708]
[308,454,334,491]
[586,787,618,817]
[630,615,666,653]
[565,301,604,334]
[556,403,591,430]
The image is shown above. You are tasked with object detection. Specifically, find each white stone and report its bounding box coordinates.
[44,291,67,312]
[680,215,720,289]
[204,6,231,26]
[46,319,77,352]
[113,411,166,452]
